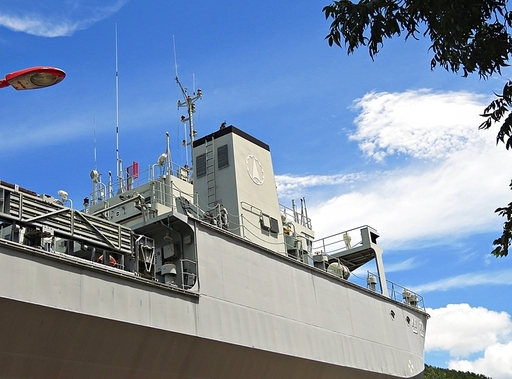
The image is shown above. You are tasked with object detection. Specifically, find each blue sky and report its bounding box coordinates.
[1,1,512,377]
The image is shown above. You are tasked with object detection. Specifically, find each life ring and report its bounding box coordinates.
[97,254,117,267]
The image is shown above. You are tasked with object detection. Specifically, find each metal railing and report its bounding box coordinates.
[279,203,312,229]
[312,226,366,256]
[367,271,425,310]
[89,161,192,206]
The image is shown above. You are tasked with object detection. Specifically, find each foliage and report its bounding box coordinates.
[323,0,512,256]
[488,180,512,257]
[480,81,512,257]
[424,364,492,378]
[323,0,512,78]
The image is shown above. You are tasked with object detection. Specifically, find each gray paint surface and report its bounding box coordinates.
[0,126,427,378]
[0,219,427,378]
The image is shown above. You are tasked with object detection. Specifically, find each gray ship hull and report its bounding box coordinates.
[0,219,427,379]
[0,297,423,379]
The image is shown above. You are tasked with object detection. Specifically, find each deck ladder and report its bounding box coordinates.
[205,137,216,207]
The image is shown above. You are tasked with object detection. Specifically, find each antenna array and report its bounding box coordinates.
[173,37,202,166]
[176,78,202,166]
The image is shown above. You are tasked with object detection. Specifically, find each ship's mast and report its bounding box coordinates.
[176,76,202,166]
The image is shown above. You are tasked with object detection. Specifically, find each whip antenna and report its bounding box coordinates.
[93,118,97,170]
[115,23,124,192]
[173,35,179,78]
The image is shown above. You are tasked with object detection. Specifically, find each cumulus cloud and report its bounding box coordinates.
[276,89,511,247]
[449,342,512,379]
[349,90,489,162]
[308,144,509,246]
[0,0,127,37]
[426,304,512,379]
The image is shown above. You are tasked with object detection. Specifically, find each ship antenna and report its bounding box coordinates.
[166,131,172,174]
[115,23,124,193]
[90,118,101,205]
[173,35,179,78]
[93,118,97,170]
[176,76,202,166]
[174,37,202,166]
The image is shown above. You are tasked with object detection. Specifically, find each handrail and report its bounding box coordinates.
[90,161,192,205]
[367,271,426,311]
[312,226,369,256]
[279,203,312,229]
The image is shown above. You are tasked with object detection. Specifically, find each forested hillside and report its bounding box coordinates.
[425,365,491,379]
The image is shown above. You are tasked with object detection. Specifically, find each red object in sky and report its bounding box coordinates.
[0,66,65,90]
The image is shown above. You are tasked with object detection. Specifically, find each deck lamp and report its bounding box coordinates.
[58,190,73,209]
[0,66,65,90]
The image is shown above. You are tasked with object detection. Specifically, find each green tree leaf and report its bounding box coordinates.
[324,0,512,257]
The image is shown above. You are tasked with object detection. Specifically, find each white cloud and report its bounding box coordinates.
[308,146,509,246]
[384,257,421,273]
[275,89,511,247]
[349,90,489,162]
[0,1,127,37]
[449,342,512,379]
[276,172,373,200]
[0,121,87,152]
[412,269,512,293]
[426,304,512,356]
[426,304,512,379]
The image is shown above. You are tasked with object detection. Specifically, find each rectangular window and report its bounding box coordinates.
[196,154,206,178]
[217,144,229,169]
[269,217,279,234]
[260,214,280,237]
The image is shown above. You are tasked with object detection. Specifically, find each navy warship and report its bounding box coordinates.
[0,79,428,379]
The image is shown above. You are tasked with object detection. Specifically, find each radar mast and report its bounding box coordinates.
[176,76,202,167]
